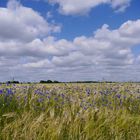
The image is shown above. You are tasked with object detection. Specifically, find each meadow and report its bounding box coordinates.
[0,82,140,140]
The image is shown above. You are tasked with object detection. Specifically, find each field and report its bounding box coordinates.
[0,83,140,140]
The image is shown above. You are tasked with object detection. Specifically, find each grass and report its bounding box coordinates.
[0,83,140,140]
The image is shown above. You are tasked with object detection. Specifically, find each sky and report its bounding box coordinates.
[0,0,140,82]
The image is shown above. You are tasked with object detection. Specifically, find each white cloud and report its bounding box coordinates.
[23,19,140,81]
[111,0,131,12]
[0,0,140,82]
[23,59,53,68]
[95,20,140,47]
[0,0,61,42]
[49,0,131,15]
[136,55,140,64]
[46,11,53,19]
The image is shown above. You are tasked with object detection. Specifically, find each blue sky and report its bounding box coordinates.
[0,0,140,81]
[1,0,140,40]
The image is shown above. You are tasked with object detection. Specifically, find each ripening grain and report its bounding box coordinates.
[0,83,140,140]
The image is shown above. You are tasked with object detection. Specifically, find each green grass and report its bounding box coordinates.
[0,83,140,140]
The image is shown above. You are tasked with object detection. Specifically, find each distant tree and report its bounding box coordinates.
[40,80,45,83]
[40,80,47,83]
[6,81,19,84]
[46,80,52,83]
[13,81,19,84]
[40,80,53,83]
[53,80,59,83]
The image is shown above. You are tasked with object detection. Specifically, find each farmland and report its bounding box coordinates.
[0,83,140,140]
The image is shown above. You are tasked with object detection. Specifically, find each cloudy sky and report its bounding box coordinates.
[0,0,140,82]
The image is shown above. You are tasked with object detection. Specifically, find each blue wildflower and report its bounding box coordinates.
[116,94,121,99]
[54,97,58,101]
[6,88,13,95]
[0,89,3,94]
[37,98,44,103]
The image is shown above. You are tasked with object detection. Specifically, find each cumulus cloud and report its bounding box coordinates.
[0,0,140,82]
[111,0,131,12]
[0,0,61,42]
[49,0,131,15]
[136,55,140,64]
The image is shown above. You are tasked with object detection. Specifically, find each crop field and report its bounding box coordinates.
[0,83,140,140]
